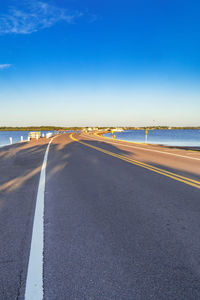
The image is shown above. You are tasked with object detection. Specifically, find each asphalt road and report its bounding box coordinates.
[0,139,49,299]
[0,133,200,299]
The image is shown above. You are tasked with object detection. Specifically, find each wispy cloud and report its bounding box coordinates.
[0,64,11,69]
[0,1,83,34]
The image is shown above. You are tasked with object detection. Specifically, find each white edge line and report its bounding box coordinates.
[24,137,55,300]
[81,134,200,161]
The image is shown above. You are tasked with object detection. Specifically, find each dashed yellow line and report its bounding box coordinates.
[70,134,200,190]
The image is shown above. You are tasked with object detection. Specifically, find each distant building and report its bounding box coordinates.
[112,128,124,132]
[29,132,41,139]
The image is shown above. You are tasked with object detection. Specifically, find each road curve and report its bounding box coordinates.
[0,133,200,299]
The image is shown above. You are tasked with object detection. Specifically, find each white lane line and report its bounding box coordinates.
[24,137,54,300]
[81,134,200,161]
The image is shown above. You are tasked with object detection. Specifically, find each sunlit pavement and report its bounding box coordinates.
[0,133,200,299]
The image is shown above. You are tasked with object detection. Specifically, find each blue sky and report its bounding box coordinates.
[0,0,200,127]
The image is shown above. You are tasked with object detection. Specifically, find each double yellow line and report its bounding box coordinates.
[70,134,200,190]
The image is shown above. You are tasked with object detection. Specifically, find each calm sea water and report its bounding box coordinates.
[104,129,200,147]
[0,131,56,147]
[0,130,79,148]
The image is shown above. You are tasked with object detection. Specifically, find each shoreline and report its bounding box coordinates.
[96,131,200,152]
[0,126,200,132]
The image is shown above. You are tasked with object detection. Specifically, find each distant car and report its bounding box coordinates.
[46,133,53,139]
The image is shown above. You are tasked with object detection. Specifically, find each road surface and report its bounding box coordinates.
[0,133,200,299]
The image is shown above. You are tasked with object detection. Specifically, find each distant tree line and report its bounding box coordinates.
[0,126,199,131]
[0,126,82,131]
[124,126,200,130]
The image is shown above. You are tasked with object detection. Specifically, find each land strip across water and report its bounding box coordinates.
[0,132,200,299]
